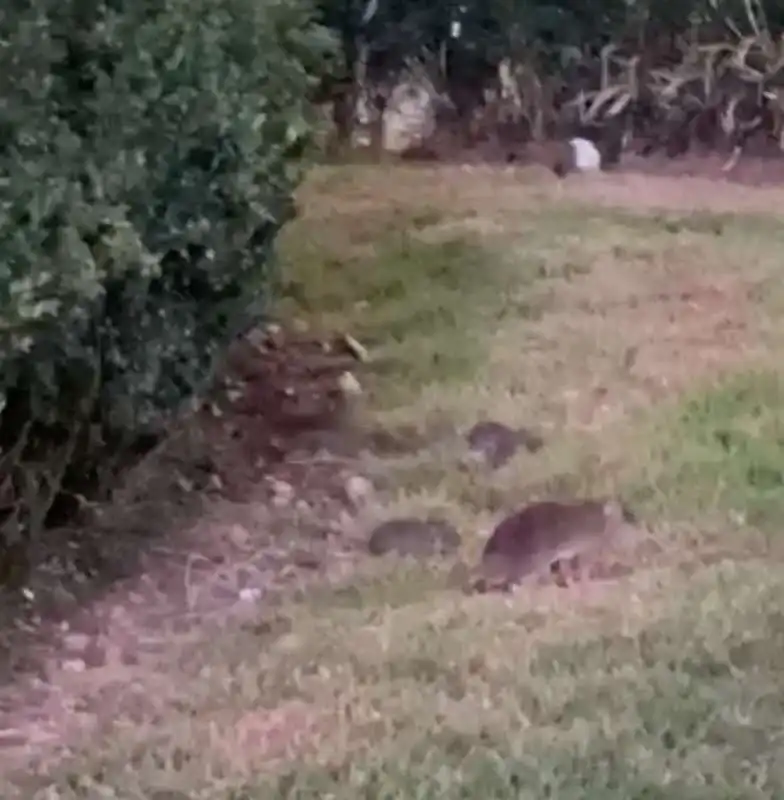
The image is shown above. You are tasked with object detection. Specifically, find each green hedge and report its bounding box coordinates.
[0,0,333,557]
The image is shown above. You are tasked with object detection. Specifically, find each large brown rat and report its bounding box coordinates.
[471,499,638,593]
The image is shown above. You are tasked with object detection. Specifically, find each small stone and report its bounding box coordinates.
[264,325,285,349]
[239,587,263,602]
[341,333,369,362]
[338,371,362,396]
[268,478,294,507]
[62,659,87,673]
[63,633,91,652]
[277,633,304,653]
[176,475,195,492]
[227,524,251,549]
[345,475,374,506]
[226,387,244,404]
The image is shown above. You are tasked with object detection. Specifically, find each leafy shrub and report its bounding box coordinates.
[0,0,334,563]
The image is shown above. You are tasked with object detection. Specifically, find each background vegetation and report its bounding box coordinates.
[318,0,784,155]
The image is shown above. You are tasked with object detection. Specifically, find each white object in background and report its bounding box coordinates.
[569,137,601,172]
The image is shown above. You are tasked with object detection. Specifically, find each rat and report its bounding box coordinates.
[470,498,638,593]
[465,422,544,469]
[367,517,461,558]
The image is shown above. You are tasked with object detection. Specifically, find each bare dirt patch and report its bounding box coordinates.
[621,150,784,187]
[624,279,754,392]
[558,273,756,405]
[563,167,784,216]
[0,326,387,780]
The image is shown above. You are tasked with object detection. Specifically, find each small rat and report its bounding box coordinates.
[471,499,638,593]
[367,517,461,558]
[465,422,544,469]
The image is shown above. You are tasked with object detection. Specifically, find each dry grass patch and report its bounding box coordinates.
[555,168,784,216]
[24,560,784,797]
[10,165,784,798]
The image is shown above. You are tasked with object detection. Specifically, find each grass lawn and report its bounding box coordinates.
[12,165,784,798]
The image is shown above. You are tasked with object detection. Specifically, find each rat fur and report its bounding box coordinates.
[472,499,638,593]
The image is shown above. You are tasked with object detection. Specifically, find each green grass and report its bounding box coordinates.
[276,209,550,409]
[252,560,784,797]
[630,370,784,531]
[10,165,784,799]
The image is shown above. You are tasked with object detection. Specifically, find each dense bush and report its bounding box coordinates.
[0,0,333,560]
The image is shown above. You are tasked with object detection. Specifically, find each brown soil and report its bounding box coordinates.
[0,324,398,777]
